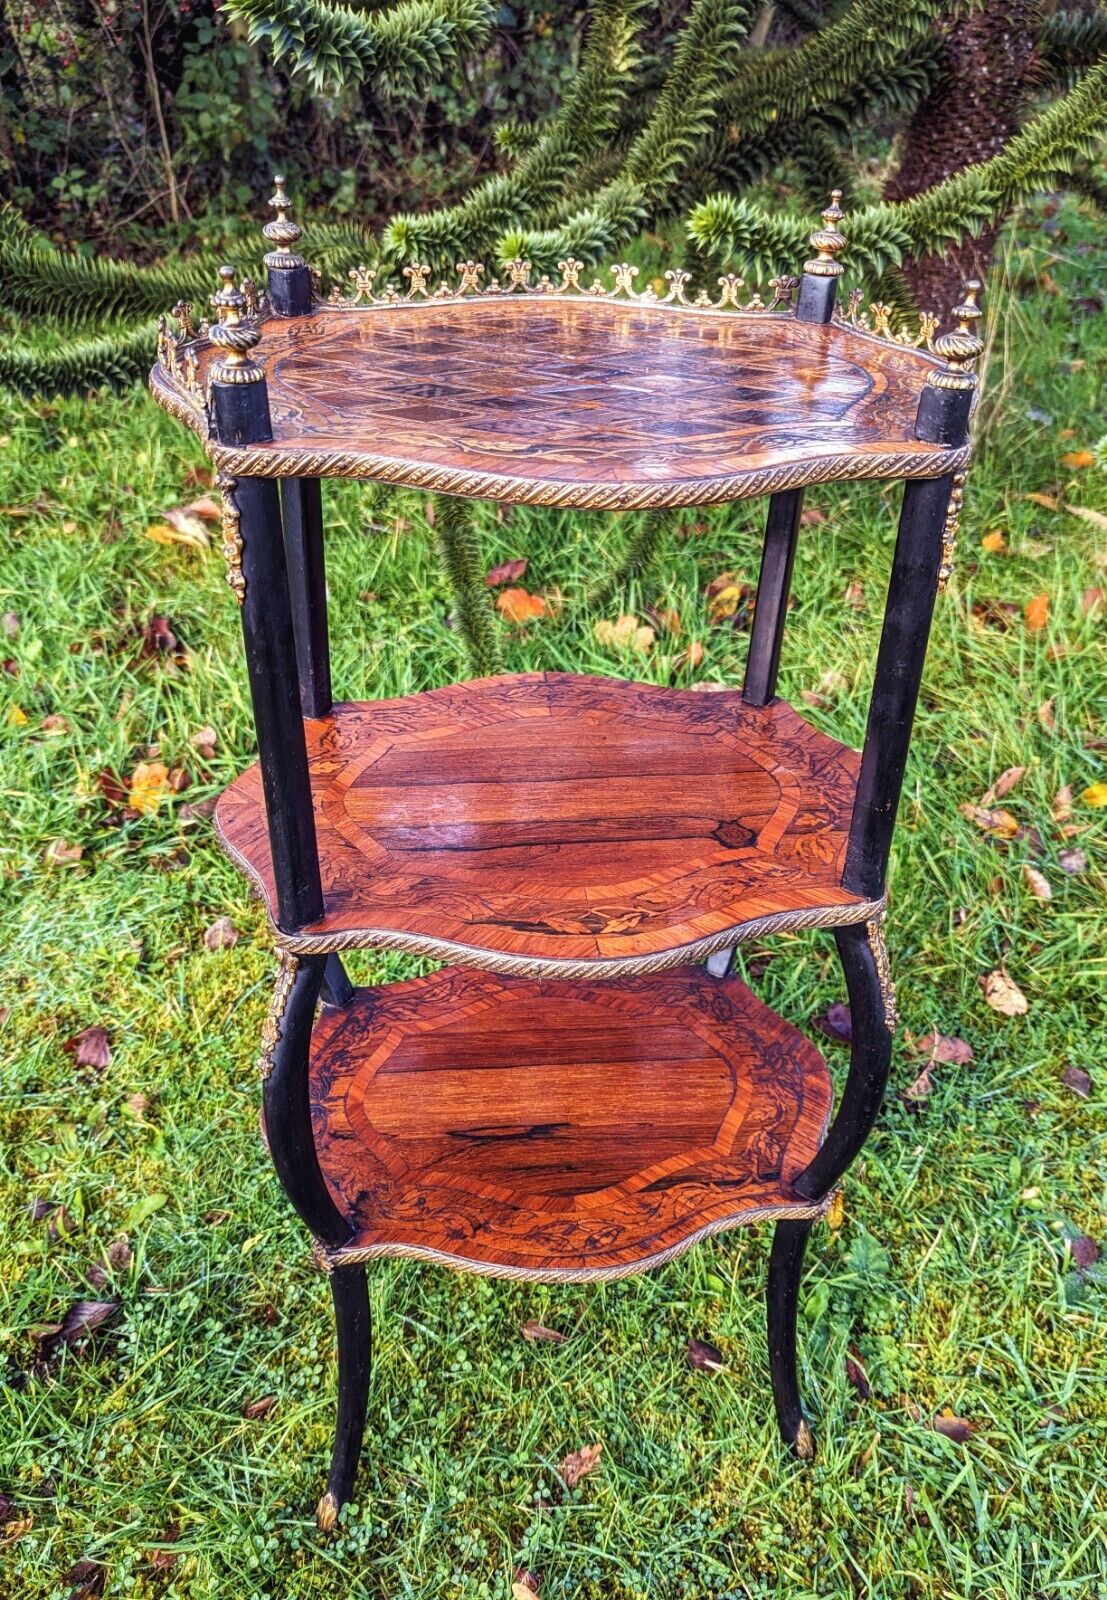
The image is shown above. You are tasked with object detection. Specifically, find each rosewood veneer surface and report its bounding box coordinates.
[310,965,832,1278]
[214,672,868,972]
[156,299,959,507]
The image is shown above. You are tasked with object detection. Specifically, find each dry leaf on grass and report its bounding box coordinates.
[1061,449,1096,469]
[242,1395,277,1419]
[1024,491,1060,511]
[38,1299,120,1358]
[980,530,1007,554]
[931,1413,975,1444]
[496,587,547,625]
[960,803,1020,838]
[45,839,83,864]
[203,916,238,951]
[1062,1065,1091,1099]
[812,1001,852,1044]
[1024,593,1050,633]
[1058,848,1087,875]
[1064,503,1107,532]
[1022,864,1052,901]
[558,1442,602,1489]
[980,766,1026,806]
[486,558,528,588]
[64,1026,112,1071]
[594,615,654,655]
[128,760,171,815]
[825,1191,845,1231]
[1037,698,1056,732]
[146,509,211,550]
[191,725,218,759]
[981,968,1028,1016]
[902,1063,935,1103]
[1081,783,1107,808]
[521,1321,567,1344]
[914,1032,973,1065]
[686,1337,726,1372]
[845,1348,871,1400]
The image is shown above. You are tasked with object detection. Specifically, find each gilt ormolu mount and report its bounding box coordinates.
[149,180,982,1528]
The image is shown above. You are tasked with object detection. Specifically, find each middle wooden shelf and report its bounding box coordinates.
[215,671,876,977]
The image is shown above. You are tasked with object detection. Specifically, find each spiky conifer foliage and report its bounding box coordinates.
[1,0,1105,397]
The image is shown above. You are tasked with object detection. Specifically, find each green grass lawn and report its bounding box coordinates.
[1,201,1105,1600]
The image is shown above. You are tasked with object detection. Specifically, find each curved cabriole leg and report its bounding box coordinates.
[260,952,368,1524]
[792,916,895,1202]
[316,1264,372,1532]
[766,915,895,1458]
[767,1219,814,1459]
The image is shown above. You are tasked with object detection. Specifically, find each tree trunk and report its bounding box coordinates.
[885,2,1036,318]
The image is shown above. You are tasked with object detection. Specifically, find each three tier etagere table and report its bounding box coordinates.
[149,182,981,1529]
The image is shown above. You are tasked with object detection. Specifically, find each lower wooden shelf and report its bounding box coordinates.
[216,671,873,978]
[310,964,832,1281]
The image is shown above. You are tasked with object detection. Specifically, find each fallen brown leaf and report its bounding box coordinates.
[980,766,1026,806]
[496,587,547,625]
[1082,587,1104,616]
[901,1063,935,1103]
[686,1337,726,1372]
[1062,1065,1091,1098]
[485,557,528,588]
[1036,698,1056,732]
[594,614,654,655]
[128,761,170,815]
[980,968,1029,1016]
[64,1558,105,1599]
[960,803,1020,839]
[1050,785,1073,823]
[1022,864,1052,901]
[147,1521,181,1571]
[191,725,218,759]
[146,509,210,550]
[203,915,238,951]
[845,1347,871,1400]
[242,1395,277,1419]
[914,1032,973,1065]
[647,605,681,636]
[45,839,84,865]
[843,581,865,611]
[825,1191,845,1231]
[1061,449,1096,469]
[558,1442,603,1489]
[1058,847,1087,875]
[980,529,1007,554]
[1024,593,1050,634]
[812,1001,852,1045]
[1064,503,1107,532]
[39,1299,120,1358]
[512,1572,542,1599]
[931,1413,975,1444]
[521,1321,567,1344]
[799,506,827,525]
[1069,1236,1098,1271]
[183,495,222,523]
[64,1026,112,1071]
[140,615,179,657]
[1024,491,1060,511]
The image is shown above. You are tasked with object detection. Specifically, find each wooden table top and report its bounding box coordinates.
[152,297,967,509]
[311,964,832,1279]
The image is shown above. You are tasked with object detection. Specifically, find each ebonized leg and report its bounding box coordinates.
[317,1263,372,1531]
[281,476,332,719]
[767,1219,814,1459]
[743,487,805,708]
[793,918,894,1201]
[321,952,355,1008]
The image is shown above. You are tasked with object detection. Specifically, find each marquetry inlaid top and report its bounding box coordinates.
[150,297,968,509]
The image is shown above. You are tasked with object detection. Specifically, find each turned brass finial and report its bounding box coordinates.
[209,264,264,385]
[263,172,306,270]
[804,189,846,278]
[928,277,984,390]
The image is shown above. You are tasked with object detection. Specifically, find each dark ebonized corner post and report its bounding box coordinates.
[744,194,846,712]
[209,265,324,931]
[262,176,333,721]
[843,281,983,903]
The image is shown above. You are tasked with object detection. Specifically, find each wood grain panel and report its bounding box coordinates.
[214,672,868,973]
[310,964,833,1279]
[151,298,961,508]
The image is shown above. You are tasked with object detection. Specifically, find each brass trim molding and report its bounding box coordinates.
[258,949,300,1079]
[865,907,898,1033]
[313,1190,834,1284]
[216,473,246,604]
[937,467,968,591]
